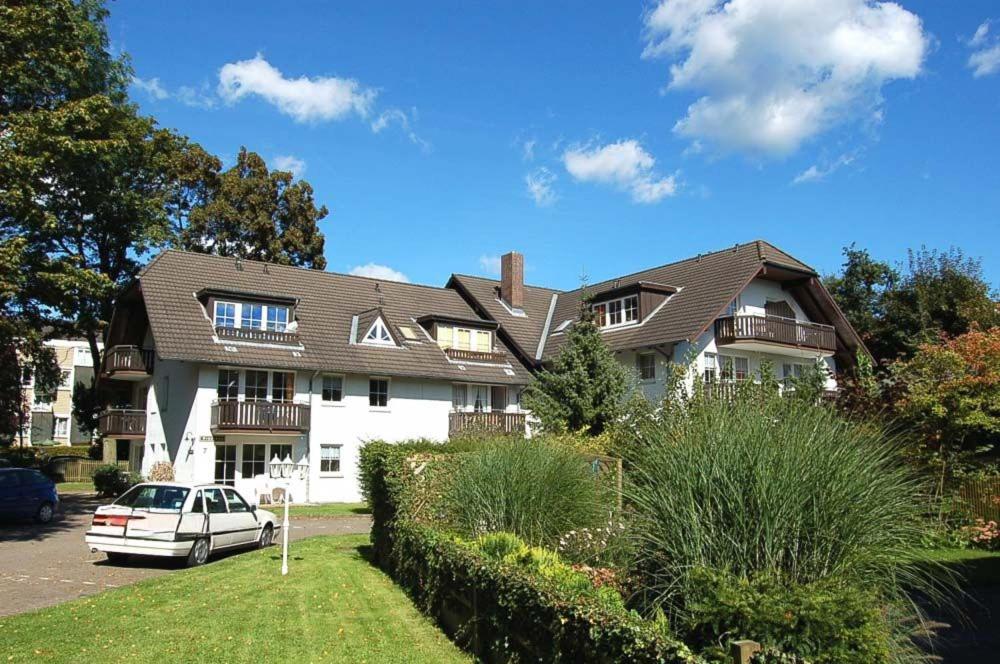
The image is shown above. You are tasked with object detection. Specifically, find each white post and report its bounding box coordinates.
[281,484,290,576]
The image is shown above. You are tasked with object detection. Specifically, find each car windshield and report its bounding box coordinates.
[114,485,189,512]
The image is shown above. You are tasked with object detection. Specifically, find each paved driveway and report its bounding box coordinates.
[0,493,371,617]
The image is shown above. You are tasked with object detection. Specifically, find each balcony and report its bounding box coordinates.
[215,325,300,346]
[715,315,836,357]
[449,411,526,437]
[444,347,508,364]
[211,400,311,433]
[102,345,154,380]
[98,409,147,439]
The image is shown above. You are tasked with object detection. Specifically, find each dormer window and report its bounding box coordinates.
[436,326,492,352]
[213,300,291,333]
[363,318,395,346]
[593,295,638,329]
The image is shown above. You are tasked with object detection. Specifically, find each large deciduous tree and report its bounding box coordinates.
[177,148,328,269]
[522,299,628,435]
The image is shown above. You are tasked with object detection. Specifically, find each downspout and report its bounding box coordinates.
[305,370,319,503]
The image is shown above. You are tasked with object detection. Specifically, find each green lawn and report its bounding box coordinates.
[0,535,468,664]
[56,481,96,494]
[277,502,371,518]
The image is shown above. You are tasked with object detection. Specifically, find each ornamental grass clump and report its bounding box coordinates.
[624,395,945,662]
[444,439,610,548]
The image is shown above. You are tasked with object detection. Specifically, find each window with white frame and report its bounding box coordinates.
[637,353,656,381]
[782,363,806,388]
[436,326,491,352]
[593,295,638,329]
[245,370,269,401]
[320,444,341,474]
[322,375,343,403]
[369,378,389,408]
[213,300,291,333]
[720,356,749,381]
[363,319,394,346]
[20,365,33,387]
[471,385,489,413]
[217,369,239,401]
[452,384,467,411]
[60,370,72,388]
[703,353,718,383]
[271,371,294,403]
[241,444,266,478]
[54,416,69,439]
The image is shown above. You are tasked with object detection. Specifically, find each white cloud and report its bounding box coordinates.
[522,139,537,162]
[792,152,855,184]
[967,21,1000,77]
[176,84,217,109]
[370,107,431,151]
[642,0,929,155]
[478,255,502,276]
[562,140,677,203]
[273,155,306,178]
[525,167,558,207]
[218,54,376,123]
[348,263,410,283]
[132,76,168,100]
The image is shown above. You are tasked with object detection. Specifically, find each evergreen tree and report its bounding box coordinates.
[522,298,628,435]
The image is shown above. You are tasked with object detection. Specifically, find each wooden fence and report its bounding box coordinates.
[55,459,132,482]
[959,477,1000,523]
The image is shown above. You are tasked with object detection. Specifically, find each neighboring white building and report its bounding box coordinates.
[99,241,868,504]
[17,338,101,447]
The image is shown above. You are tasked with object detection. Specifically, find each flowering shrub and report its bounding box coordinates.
[963,519,1000,550]
[147,461,175,482]
[557,519,628,566]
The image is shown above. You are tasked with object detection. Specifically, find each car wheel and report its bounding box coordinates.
[35,502,54,524]
[187,538,210,567]
[106,552,129,564]
[259,524,274,549]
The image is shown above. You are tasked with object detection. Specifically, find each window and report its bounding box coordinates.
[455,328,471,351]
[322,375,343,403]
[452,384,467,411]
[54,416,69,439]
[20,365,33,386]
[474,330,492,352]
[214,446,236,485]
[217,369,239,401]
[593,295,639,328]
[638,354,656,381]
[60,370,72,388]
[703,353,718,383]
[270,444,293,465]
[720,356,749,381]
[782,363,806,387]
[437,326,454,349]
[399,326,418,341]
[241,444,266,478]
[266,306,289,332]
[114,485,189,512]
[369,378,389,408]
[214,301,237,328]
[491,386,507,412]
[203,487,228,513]
[34,387,54,406]
[271,371,294,403]
[245,370,268,401]
[189,491,204,514]
[223,488,251,513]
[471,385,489,413]
[241,303,263,330]
[364,318,394,345]
[320,445,341,474]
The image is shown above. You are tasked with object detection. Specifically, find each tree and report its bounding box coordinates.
[522,298,628,435]
[177,148,328,269]
[825,245,999,364]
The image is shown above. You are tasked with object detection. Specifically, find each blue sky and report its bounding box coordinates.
[110,1,999,290]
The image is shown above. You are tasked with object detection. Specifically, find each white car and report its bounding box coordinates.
[85,483,279,567]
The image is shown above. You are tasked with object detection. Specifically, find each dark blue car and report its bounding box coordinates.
[0,468,59,523]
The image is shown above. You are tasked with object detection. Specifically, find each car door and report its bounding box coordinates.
[222,488,259,546]
[0,471,22,518]
[177,490,208,542]
[202,487,236,547]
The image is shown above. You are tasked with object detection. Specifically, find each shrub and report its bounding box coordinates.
[443,439,611,547]
[624,395,943,660]
[146,461,175,482]
[92,465,137,497]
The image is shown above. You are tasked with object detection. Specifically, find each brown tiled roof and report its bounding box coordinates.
[449,240,831,362]
[139,251,531,385]
[447,274,560,362]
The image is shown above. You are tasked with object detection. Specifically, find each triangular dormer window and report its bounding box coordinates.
[363,318,395,346]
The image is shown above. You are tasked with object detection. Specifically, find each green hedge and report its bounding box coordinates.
[359,440,701,664]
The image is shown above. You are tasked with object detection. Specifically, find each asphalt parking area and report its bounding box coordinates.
[0,493,371,617]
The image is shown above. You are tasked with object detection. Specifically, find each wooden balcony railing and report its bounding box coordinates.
[444,347,508,363]
[715,315,836,352]
[449,411,526,437]
[215,326,300,345]
[98,409,147,438]
[211,400,310,433]
[102,345,154,377]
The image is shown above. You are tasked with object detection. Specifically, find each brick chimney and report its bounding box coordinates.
[500,251,524,310]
